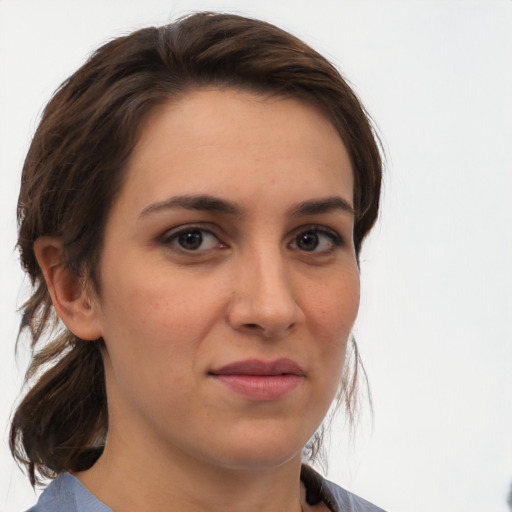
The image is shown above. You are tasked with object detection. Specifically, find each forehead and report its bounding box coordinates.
[118,88,353,214]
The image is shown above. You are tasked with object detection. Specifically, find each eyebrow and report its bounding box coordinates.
[139,194,243,218]
[139,194,355,219]
[289,197,355,217]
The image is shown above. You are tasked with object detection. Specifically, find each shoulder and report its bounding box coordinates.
[301,465,387,512]
[24,473,111,512]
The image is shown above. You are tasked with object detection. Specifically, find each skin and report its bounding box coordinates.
[36,88,359,512]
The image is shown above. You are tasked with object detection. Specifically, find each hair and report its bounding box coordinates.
[10,11,382,486]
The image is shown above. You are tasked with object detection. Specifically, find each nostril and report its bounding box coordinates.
[244,323,260,330]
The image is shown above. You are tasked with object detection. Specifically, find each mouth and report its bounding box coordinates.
[208,358,305,400]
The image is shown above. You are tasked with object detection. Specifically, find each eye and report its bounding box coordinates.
[162,226,222,252]
[290,227,343,253]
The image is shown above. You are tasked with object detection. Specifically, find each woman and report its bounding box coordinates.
[10,12,384,512]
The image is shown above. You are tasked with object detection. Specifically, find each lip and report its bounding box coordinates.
[209,358,305,400]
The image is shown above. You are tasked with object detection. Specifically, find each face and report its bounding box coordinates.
[90,88,359,472]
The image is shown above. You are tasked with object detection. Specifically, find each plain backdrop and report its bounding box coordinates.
[1,1,511,511]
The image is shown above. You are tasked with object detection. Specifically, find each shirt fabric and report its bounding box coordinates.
[26,465,386,512]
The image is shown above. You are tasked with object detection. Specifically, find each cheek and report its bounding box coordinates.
[97,264,224,368]
[306,268,359,382]
[307,268,360,336]
[97,268,209,417]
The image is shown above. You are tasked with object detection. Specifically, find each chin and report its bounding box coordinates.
[197,427,310,472]
[209,451,302,473]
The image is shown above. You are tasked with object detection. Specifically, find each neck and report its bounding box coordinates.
[76,434,306,512]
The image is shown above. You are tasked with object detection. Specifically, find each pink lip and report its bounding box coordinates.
[209,358,305,400]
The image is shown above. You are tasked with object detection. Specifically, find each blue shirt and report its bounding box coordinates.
[26,474,110,512]
[26,467,386,512]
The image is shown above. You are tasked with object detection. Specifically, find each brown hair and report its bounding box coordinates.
[10,12,382,485]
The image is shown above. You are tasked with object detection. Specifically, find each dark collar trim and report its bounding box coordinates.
[300,464,338,512]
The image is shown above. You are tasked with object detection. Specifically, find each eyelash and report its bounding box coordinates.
[159,224,345,254]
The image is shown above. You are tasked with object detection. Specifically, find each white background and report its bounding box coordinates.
[1,1,511,511]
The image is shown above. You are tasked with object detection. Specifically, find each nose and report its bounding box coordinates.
[226,247,305,339]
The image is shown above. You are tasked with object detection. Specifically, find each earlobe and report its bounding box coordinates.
[34,237,103,341]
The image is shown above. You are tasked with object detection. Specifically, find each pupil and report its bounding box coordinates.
[297,231,318,251]
[179,230,203,250]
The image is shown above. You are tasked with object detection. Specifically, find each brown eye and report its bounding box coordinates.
[178,230,203,250]
[163,227,222,252]
[290,227,344,253]
[295,231,319,251]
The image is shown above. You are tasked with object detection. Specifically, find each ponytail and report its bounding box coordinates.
[10,335,107,486]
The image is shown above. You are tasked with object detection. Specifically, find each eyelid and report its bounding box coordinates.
[159,223,225,250]
[288,224,345,251]
[158,222,345,254]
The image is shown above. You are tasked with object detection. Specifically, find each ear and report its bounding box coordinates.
[34,237,103,341]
